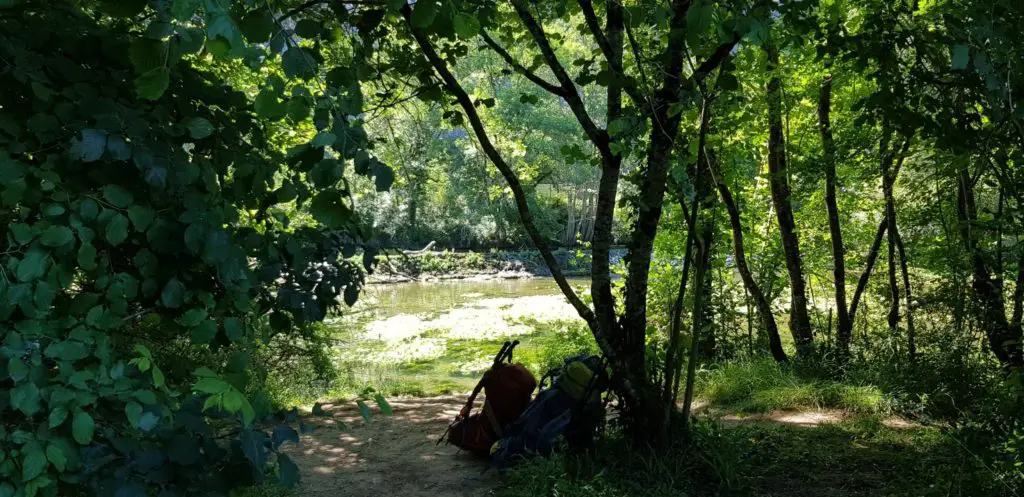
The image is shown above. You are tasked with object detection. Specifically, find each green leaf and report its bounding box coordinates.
[411,0,438,29]
[125,401,143,427]
[453,13,480,39]
[373,162,395,192]
[224,317,244,342]
[161,278,185,308]
[686,1,712,36]
[7,357,28,381]
[718,72,739,91]
[278,453,300,488]
[208,14,241,47]
[103,185,134,208]
[190,319,217,344]
[127,205,155,231]
[72,410,95,444]
[150,366,165,389]
[310,131,337,148]
[194,377,231,394]
[282,47,318,80]
[129,38,167,74]
[105,214,129,246]
[106,135,132,161]
[48,406,68,428]
[134,344,153,358]
[11,382,40,415]
[17,250,49,282]
[45,443,67,472]
[254,90,287,120]
[135,67,171,100]
[222,390,244,412]
[239,10,276,42]
[70,129,108,162]
[78,242,98,271]
[178,308,208,327]
[185,117,215,139]
[22,444,47,481]
[133,389,157,404]
[295,19,322,39]
[171,0,201,21]
[374,394,393,415]
[10,223,33,245]
[357,400,371,421]
[138,412,159,431]
[951,44,969,70]
[309,190,352,228]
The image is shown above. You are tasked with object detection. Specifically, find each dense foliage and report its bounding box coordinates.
[0,1,392,495]
[2,0,1023,495]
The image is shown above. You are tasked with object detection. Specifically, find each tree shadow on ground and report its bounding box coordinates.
[282,395,501,497]
[724,418,1008,497]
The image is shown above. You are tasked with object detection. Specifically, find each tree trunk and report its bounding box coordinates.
[849,217,887,324]
[765,39,814,355]
[680,220,714,432]
[565,189,576,246]
[894,225,916,359]
[818,75,852,357]
[712,152,787,362]
[662,195,697,438]
[1014,242,1024,329]
[955,165,1023,368]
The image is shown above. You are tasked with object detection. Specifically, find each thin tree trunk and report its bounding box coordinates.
[681,220,714,432]
[955,165,1023,368]
[880,128,901,337]
[894,225,916,360]
[712,152,787,362]
[662,195,697,436]
[1013,247,1024,329]
[745,286,754,357]
[849,217,888,323]
[765,39,814,355]
[818,75,852,356]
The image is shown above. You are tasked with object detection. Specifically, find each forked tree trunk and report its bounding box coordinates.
[765,39,814,355]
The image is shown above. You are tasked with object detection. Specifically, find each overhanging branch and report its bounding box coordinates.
[402,9,599,332]
[480,30,565,97]
[509,0,611,158]
[577,0,649,106]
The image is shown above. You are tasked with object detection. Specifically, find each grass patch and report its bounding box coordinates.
[497,417,1005,497]
[696,358,886,413]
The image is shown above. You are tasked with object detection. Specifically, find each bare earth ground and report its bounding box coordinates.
[285,396,918,497]
[283,395,501,497]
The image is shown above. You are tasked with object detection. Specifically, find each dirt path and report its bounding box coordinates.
[284,395,501,497]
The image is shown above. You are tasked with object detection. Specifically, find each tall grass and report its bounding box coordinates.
[695,358,886,413]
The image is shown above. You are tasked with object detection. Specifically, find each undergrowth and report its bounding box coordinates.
[695,358,887,414]
[498,416,1009,497]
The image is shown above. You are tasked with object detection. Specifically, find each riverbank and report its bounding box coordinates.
[369,248,623,283]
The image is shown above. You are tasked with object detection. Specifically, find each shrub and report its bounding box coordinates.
[0,3,387,496]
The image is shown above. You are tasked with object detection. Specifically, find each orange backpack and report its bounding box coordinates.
[440,342,537,457]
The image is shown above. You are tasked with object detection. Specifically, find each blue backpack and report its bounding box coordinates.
[490,355,608,469]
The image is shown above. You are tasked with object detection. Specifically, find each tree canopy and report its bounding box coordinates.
[1,0,1023,495]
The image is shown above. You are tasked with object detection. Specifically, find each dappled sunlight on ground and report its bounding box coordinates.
[707,407,918,429]
[283,395,500,497]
